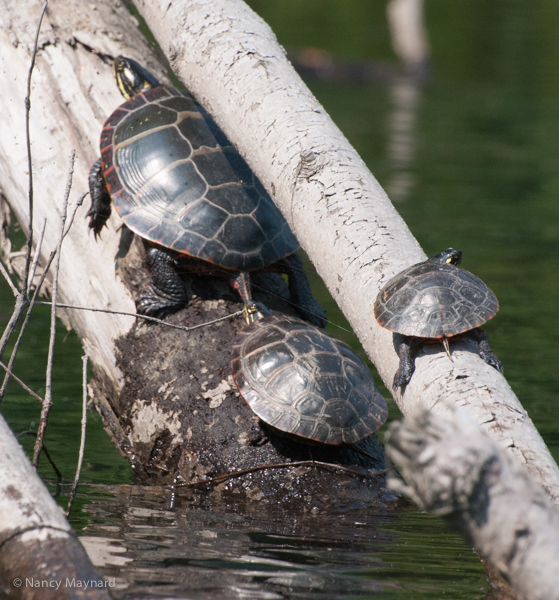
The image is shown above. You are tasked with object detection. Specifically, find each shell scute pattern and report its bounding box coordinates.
[100,85,298,270]
[231,314,387,445]
[375,259,498,338]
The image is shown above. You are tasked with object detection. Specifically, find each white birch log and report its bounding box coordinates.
[0,0,166,391]
[385,405,559,600]
[131,0,559,501]
[0,0,557,502]
[0,414,111,599]
[0,0,386,500]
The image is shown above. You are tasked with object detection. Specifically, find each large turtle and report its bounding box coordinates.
[374,248,503,388]
[231,304,388,445]
[88,56,326,326]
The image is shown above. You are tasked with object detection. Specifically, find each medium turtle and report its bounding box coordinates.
[88,56,326,326]
[231,304,388,445]
[374,248,503,388]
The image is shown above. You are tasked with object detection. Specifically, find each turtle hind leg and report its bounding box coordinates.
[393,336,419,388]
[467,328,504,374]
[280,253,327,328]
[136,247,190,318]
[87,159,112,238]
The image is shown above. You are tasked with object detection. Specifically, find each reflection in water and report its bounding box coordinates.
[385,0,429,204]
[385,81,422,204]
[76,484,488,599]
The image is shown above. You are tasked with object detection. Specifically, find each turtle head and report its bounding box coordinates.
[431,248,462,266]
[113,56,161,100]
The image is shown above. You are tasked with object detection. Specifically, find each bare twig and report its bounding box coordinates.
[0,196,84,405]
[0,221,46,404]
[0,261,18,297]
[22,0,48,297]
[32,151,74,467]
[0,3,48,363]
[62,191,87,237]
[26,218,47,291]
[171,459,380,488]
[66,355,89,516]
[0,360,45,404]
[0,298,27,362]
[34,301,244,333]
[16,430,63,480]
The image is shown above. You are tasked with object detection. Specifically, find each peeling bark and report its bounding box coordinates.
[386,405,559,600]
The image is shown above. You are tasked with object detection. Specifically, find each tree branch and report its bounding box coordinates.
[32,151,74,467]
[385,405,559,600]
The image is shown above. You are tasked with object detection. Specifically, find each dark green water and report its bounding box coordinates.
[2,0,559,597]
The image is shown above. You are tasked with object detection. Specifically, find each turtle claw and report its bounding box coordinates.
[136,247,190,319]
[393,363,414,389]
[393,336,416,389]
[482,352,504,374]
[478,341,504,374]
[467,328,504,374]
[136,288,183,320]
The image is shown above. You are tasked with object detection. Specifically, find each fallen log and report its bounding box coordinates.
[385,405,559,600]
[132,0,559,499]
[0,0,557,507]
[0,413,112,599]
[0,0,386,506]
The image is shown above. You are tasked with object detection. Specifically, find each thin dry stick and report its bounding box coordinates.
[0,220,47,404]
[172,459,379,488]
[22,0,48,297]
[0,199,88,404]
[0,261,18,297]
[0,196,84,404]
[16,431,63,480]
[32,151,74,467]
[0,360,45,404]
[0,2,48,361]
[26,218,47,290]
[66,355,89,516]
[34,301,244,333]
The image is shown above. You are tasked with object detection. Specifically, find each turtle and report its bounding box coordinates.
[87,56,326,327]
[374,248,503,388]
[231,304,388,445]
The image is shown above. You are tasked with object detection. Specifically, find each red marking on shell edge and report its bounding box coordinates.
[379,308,497,337]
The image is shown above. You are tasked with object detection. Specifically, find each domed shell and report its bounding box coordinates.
[231,314,388,445]
[374,258,499,338]
[100,85,298,271]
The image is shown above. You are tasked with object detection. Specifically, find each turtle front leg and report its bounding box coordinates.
[466,328,504,374]
[87,159,112,238]
[136,247,190,318]
[393,336,419,389]
[280,253,327,328]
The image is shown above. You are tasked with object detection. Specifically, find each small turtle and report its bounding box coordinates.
[231,304,388,445]
[88,56,325,326]
[374,248,503,388]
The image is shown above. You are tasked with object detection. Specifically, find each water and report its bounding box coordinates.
[2,0,559,597]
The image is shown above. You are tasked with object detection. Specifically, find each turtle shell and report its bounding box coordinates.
[231,314,388,445]
[100,85,298,271]
[374,258,499,338]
